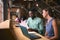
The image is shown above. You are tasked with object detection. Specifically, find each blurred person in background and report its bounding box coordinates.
[12,14,20,24]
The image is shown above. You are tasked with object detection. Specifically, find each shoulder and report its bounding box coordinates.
[36,17,43,23]
[52,19,56,23]
[52,18,56,23]
[36,17,43,21]
[27,17,31,20]
[52,19,57,27]
[27,17,31,22]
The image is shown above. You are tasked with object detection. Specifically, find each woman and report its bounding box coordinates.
[42,8,58,40]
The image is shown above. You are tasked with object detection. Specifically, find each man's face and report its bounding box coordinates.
[29,11,33,17]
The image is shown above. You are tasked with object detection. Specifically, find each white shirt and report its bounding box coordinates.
[20,20,29,29]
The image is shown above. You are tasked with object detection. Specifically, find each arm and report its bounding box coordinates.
[26,18,32,31]
[45,31,50,39]
[50,19,58,40]
[38,20,44,35]
[26,19,29,27]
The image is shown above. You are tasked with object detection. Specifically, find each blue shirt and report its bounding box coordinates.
[46,18,54,37]
[27,17,44,34]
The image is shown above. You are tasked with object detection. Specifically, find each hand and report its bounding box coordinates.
[45,36,50,39]
[28,28,33,31]
[28,28,38,32]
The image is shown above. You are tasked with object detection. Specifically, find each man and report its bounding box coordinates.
[27,10,44,35]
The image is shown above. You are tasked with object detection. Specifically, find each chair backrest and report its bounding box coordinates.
[12,25,30,40]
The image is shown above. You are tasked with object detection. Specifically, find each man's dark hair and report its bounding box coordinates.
[29,7,37,14]
[20,15,27,21]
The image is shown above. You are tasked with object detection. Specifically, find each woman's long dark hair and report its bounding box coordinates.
[42,7,55,18]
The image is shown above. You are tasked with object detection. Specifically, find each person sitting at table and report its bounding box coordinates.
[27,9,44,35]
[42,8,58,40]
[20,15,29,29]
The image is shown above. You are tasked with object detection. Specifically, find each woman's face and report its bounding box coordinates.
[42,10,48,18]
